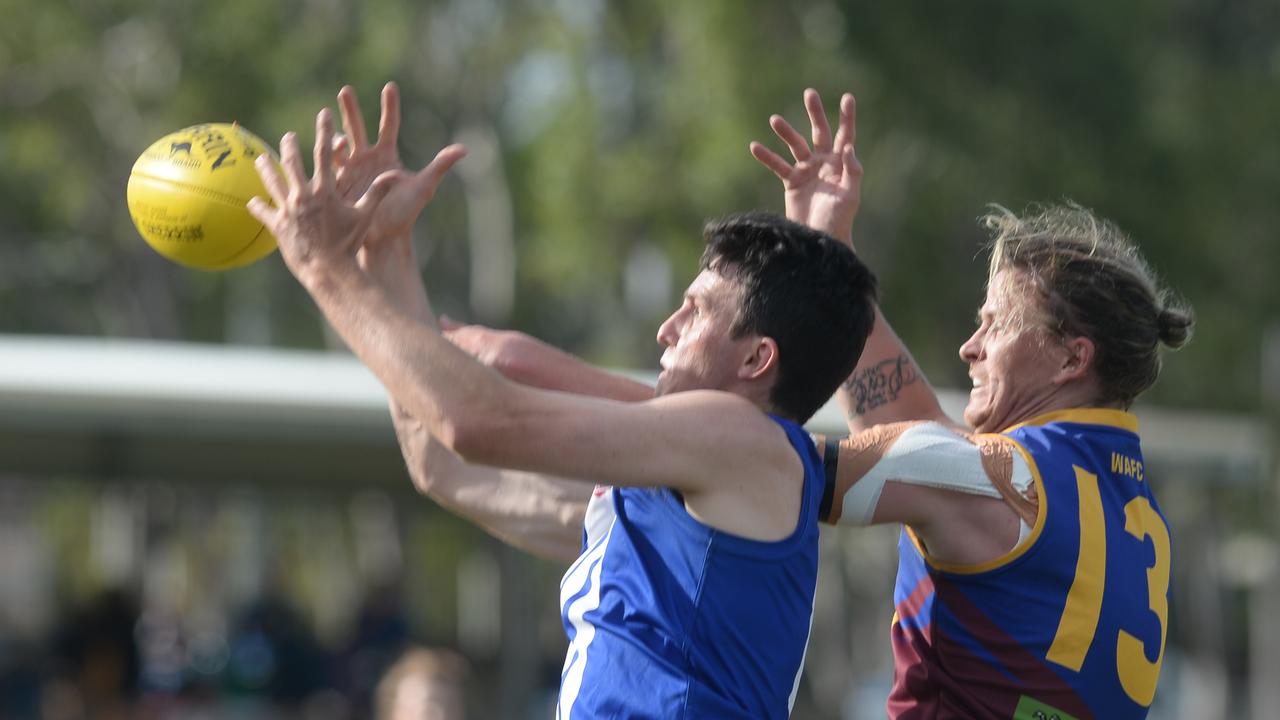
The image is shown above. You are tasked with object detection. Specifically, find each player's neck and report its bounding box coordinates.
[1003,380,1111,430]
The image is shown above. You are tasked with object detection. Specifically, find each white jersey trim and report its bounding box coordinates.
[787,596,816,711]
[557,490,618,719]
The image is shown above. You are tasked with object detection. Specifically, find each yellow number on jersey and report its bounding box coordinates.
[1046,467,1107,671]
[1046,466,1170,708]
[1116,497,1170,706]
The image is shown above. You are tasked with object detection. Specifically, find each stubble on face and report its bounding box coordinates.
[654,270,746,398]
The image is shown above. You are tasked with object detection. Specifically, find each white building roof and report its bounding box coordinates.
[0,334,1267,486]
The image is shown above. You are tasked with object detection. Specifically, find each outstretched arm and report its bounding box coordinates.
[252,103,801,541]
[387,396,587,563]
[751,89,954,431]
[334,84,652,405]
[439,317,653,402]
[328,84,588,562]
[362,235,588,563]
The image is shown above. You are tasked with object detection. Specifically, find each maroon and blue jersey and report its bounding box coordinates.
[818,409,1170,719]
[889,410,1170,719]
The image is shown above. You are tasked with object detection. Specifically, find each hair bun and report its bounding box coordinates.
[1156,306,1194,349]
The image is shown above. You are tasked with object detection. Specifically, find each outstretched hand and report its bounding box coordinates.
[750,89,862,245]
[331,83,466,247]
[247,106,465,284]
[332,83,404,205]
[247,108,393,281]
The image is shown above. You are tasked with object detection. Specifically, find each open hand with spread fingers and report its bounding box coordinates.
[331,83,405,206]
[330,82,466,249]
[750,89,862,245]
[247,106,465,286]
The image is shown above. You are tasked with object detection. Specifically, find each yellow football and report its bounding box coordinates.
[126,123,278,270]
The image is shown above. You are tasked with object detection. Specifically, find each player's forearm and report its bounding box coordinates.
[387,378,587,562]
[362,237,651,402]
[301,260,520,457]
[360,236,433,324]
[304,259,629,481]
[787,197,854,246]
[359,237,444,433]
[360,243,587,561]
[787,206,948,430]
[391,408,587,563]
[787,213,946,429]
[494,336,653,402]
[838,306,953,432]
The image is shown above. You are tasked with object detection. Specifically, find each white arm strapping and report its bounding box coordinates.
[838,422,1034,540]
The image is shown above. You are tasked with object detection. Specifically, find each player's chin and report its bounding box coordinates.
[653,370,670,397]
[654,369,685,397]
[962,398,990,432]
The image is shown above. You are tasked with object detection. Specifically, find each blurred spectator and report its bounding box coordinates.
[0,636,43,719]
[47,588,140,720]
[342,584,412,711]
[374,647,468,720]
[226,593,333,708]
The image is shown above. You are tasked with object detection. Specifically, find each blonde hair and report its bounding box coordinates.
[982,203,1193,407]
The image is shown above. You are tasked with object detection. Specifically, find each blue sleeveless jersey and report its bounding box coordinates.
[556,416,824,719]
[890,410,1171,719]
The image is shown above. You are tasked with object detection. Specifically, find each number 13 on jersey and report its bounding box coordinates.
[1046,465,1170,707]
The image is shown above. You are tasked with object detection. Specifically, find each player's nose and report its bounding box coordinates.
[656,311,680,348]
[958,328,982,363]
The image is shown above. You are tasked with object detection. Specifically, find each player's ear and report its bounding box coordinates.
[1054,334,1096,384]
[740,336,779,382]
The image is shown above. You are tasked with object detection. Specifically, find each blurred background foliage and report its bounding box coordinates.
[4,0,1276,411]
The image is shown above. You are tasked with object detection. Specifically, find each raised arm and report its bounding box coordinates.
[252,102,801,542]
[438,317,653,402]
[751,89,954,432]
[334,84,652,406]
[363,230,588,563]
[327,83,588,562]
[387,399,587,562]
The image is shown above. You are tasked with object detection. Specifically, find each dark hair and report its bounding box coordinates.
[700,212,878,423]
[983,203,1194,407]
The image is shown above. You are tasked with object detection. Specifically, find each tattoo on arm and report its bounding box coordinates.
[842,354,920,417]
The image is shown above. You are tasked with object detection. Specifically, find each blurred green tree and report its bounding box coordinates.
[1,0,1275,413]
